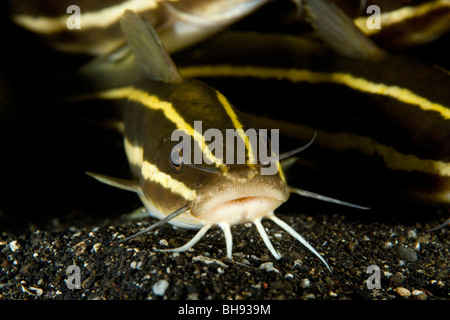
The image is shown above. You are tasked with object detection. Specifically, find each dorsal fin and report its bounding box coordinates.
[119,10,182,83]
[303,0,385,61]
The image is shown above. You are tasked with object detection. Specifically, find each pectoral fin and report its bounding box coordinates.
[303,0,385,61]
[86,171,142,194]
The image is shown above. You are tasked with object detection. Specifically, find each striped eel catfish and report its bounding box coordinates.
[352,0,450,51]
[173,0,450,207]
[84,11,370,271]
[320,1,450,51]
[6,0,270,56]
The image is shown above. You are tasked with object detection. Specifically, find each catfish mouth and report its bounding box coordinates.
[192,187,289,225]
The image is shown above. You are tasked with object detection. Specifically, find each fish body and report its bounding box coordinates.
[6,0,270,56]
[116,79,290,229]
[86,11,363,270]
[171,0,450,206]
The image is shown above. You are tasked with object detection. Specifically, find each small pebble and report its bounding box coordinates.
[293,259,302,267]
[412,290,427,300]
[397,246,417,262]
[130,261,142,270]
[31,287,43,296]
[303,293,315,300]
[300,278,310,288]
[187,292,199,300]
[92,243,102,253]
[152,280,169,297]
[159,239,169,246]
[258,262,279,273]
[8,240,19,252]
[407,229,417,239]
[389,272,405,286]
[416,236,429,244]
[394,287,411,297]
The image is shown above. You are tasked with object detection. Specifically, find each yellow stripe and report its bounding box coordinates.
[12,0,162,34]
[124,137,196,201]
[276,161,286,183]
[320,131,450,177]
[51,38,125,56]
[216,91,256,164]
[141,160,197,201]
[354,0,450,36]
[123,137,143,167]
[95,86,222,165]
[250,116,450,178]
[216,90,285,181]
[180,65,450,120]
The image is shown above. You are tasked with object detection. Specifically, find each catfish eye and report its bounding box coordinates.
[170,145,184,172]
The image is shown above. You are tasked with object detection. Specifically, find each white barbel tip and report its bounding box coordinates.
[253,218,282,260]
[268,212,332,273]
[219,223,233,260]
[157,224,212,253]
[289,186,370,210]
